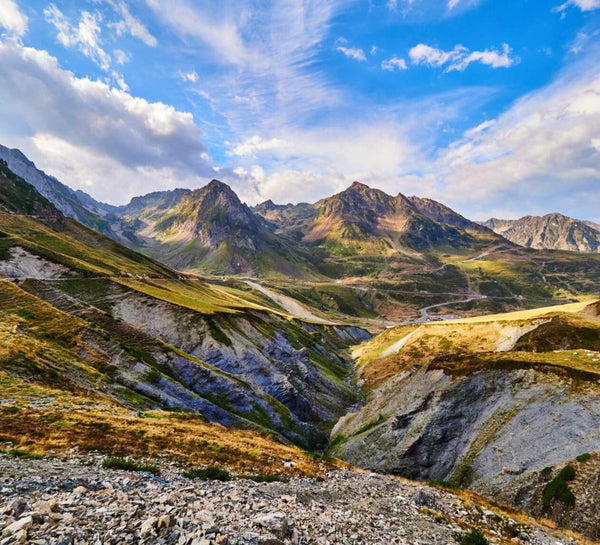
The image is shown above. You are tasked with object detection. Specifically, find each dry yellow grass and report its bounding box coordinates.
[0,372,333,478]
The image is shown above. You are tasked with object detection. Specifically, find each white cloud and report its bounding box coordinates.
[44,4,112,71]
[108,0,157,47]
[231,135,290,157]
[113,49,129,65]
[0,0,27,36]
[370,45,379,55]
[381,56,408,71]
[555,0,600,12]
[409,42,515,71]
[435,44,600,219]
[179,70,199,83]
[336,46,366,61]
[0,41,217,204]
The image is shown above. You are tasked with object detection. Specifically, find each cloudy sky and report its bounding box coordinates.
[0,0,599,220]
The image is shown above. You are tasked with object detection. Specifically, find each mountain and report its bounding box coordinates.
[0,144,116,235]
[0,162,368,449]
[407,195,492,234]
[5,145,600,322]
[331,299,600,539]
[114,180,313,276]
[482,213,600,252]
[0,159,61,217]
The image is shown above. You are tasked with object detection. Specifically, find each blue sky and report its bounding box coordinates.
[0,0,599,221]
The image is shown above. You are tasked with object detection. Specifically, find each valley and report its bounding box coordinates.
[2,158,600,543]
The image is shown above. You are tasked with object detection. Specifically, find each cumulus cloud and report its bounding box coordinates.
[0,41,217,203]
[336,46,366,61]
[44,4,112,71]
[409,42,515,71]
[381,56,408,71]
[0,0,27,36]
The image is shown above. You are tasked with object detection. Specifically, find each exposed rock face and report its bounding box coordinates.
[304,182,470,250]
[408,196,493,234]
[332,366,600,491]
[0,145,114,234]
[18,276,368,450]
[482,213,600,252]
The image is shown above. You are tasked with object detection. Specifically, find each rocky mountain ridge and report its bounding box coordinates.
[482,213,600,253]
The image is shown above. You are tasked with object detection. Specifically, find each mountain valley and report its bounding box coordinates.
[2,156,600,542]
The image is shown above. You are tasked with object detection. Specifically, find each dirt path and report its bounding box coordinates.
[245,280,329,323]
[415,293,488,323]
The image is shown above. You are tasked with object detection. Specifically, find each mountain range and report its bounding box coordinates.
[3,153,600,540]
[482,213,600,253]
[2,145,600,325]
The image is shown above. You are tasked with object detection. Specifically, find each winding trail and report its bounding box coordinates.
[244,280,329,323]
[415,293,488,323]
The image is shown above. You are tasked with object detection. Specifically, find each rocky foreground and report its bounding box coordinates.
[0,454,586,545]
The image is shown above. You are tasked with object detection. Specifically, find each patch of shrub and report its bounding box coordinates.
[183,466,231,481]
[455,530,489,545]
[542,464,576,512]
[102,457,160,476]
[145,368,162,384]
[428,480,460,490]
[576,453,591,463]
[6,449,43,460]
[16,309,35,320]
[540,466,553,481]
[243,473,289,483]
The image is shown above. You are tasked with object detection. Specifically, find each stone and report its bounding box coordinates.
[73,486,87,494]
[254,512,290,539]
[2,516,33,536]
[140,516,158,536]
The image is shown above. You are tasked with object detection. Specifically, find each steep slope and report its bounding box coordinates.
[0,159,60,217]
[408,195,494,235]
[482,213,600,252]
[0,164,369,449]
[331,300,600,538]
[0,145,115,235]
[304,182,472,251]
[115,181,315,276]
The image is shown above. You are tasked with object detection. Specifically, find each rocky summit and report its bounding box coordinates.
[0,453,585,545]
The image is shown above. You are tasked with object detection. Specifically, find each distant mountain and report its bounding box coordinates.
[407,196,491,234]
[482,213,600,252]
[304,182,473,251]
[0,159,61,217]
[114,180,312,276]
[0,145,115,235]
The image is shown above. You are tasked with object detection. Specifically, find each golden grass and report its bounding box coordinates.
[115,277,284,316]
[0,372,333,478]
[441,298,597,325]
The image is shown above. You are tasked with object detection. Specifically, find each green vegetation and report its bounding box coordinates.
[352,413,387,436]
[429,480,461,490]
[455,530,489,545]
[5,449,44,460]
[542,465,576,512]
[183,466,231,481]
[102,457,161,476]
[243,473,289,483]
[576,452,591,463]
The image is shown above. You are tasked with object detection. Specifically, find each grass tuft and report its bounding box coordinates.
[101,457,161,476]
[183,466,231,481]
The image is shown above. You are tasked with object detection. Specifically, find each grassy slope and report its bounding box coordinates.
[355,299,600,389]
